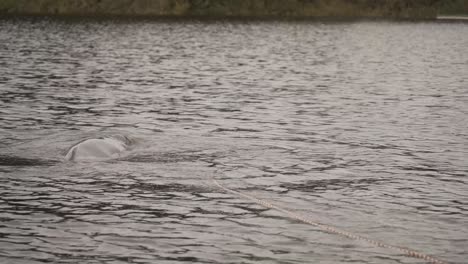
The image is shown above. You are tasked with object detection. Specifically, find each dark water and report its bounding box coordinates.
[0,18,467,264]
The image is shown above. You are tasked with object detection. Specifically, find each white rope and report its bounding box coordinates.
[212,177,448,264]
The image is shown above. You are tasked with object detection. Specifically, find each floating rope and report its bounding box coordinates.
[212,177,448,264]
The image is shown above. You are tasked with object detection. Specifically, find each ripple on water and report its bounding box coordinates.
[0,18,467,264]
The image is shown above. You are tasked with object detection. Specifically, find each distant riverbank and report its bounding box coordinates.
[0,0,467,19]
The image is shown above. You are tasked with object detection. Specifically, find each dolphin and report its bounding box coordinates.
[65,135,133,161]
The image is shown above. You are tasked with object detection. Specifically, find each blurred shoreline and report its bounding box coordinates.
[1,0,467,20]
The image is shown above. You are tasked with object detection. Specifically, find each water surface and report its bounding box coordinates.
[0,18,467,264]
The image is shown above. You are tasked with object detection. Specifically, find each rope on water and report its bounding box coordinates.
[212,177,448,264]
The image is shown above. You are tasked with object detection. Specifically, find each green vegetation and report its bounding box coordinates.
[0,0,467,19]
[437,0,468,15]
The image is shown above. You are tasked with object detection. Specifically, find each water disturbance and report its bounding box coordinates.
[0,18,467,264]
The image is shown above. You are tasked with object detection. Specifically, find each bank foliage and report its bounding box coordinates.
[0,0,467,18]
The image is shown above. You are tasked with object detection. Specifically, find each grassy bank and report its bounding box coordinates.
[0,0,467,19]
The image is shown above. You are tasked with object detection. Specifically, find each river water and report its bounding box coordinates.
[0,18,467,264]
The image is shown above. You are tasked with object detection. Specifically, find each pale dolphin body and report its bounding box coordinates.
[65,135,133,161]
